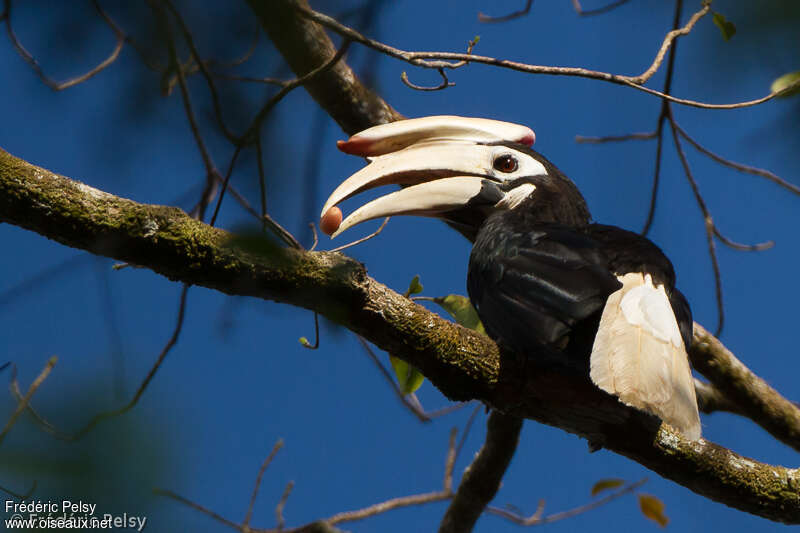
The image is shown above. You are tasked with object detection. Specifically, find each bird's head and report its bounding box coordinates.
[321,116,590,242]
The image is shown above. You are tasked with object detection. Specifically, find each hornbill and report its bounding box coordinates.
[320,116,701,440]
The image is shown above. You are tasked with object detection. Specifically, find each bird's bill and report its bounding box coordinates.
[320,143,502,219]
[337,115,534,157]
[329,176,495,238]
[321,116,538,238]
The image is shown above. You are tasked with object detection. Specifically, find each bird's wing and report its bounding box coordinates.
[467,225,621,356]
[589,272,701,440]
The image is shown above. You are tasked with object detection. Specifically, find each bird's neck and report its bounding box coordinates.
[507,185,591,229]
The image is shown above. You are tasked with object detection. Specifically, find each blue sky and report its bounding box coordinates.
[1,1,798,532]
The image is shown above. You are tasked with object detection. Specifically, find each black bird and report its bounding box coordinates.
[321,116,701,440]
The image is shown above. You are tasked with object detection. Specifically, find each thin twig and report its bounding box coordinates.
[640,117,666,237]
[1,357,57,444]
[244,439,285,528]
[162,0,238,141]
[15,285,191,440]
[642,0,683,236]
[400,68,454,91]
[329,217,389,252]
[573,0,632,16]
[478,0,533,23]
[211,24,260,69]
[300,313,320,350]
[238,40,352,145]
[293,2,800,109]
[454,404,482,461]
[673,121,800,195]
[308,223,319,252]
[668,116,725,336]
[209,72,286,85]
[209,145,243,227]
[155,488,242,530]
[711,226,773,252]
[627,1,710,84]
[161,430,460,531]
[158,2,217,182]
[276,481,295,530]
[263,214,304,250]
[4,0,125,91]
[575,131,656,143]
[323,430,457,526]
[487,478,647,525]
[357,336,464,422]
[256,136,268,231]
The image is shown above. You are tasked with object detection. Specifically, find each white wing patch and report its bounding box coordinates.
[590,273,701,440]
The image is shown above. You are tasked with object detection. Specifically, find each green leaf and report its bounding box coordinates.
[712,12,736,42]
[591,478,625,497]
[389,355,425,394]
[638,494,669,527]
[404,275,424,297]
[771,71,800,98]
[433,294,486,334]
[299,337,310,347]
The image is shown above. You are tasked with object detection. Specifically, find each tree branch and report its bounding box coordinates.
[439,411,523,533]
[281,0,800,110]
[247,0,402,136]
[2,147,799,523]
[690,324,800,452]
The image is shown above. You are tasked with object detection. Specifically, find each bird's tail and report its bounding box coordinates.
[589,272,701,440]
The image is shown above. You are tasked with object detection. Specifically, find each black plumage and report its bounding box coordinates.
[464,147,692,369]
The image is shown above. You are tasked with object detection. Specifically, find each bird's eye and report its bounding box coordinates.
[493,154,518,173]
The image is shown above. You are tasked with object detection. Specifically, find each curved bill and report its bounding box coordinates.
[330,176,495,238]
[337,115,535,157]
[321,142,499,218]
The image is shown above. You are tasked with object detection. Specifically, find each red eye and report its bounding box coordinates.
[493,154,518,173]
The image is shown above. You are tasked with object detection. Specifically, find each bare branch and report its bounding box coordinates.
[673,120,800,195]
[487,478,646,525]
[276,481,294,530]
[401,68,455,91]
[324,429,457,526]
[328,217,390,253]
[573,0,632,17]
[478,0,533,23]
[288,1,800,110]
[299,313,320,350]
[12,285,190,440]
[1,357,56,444]
[358,336,465,422]
[244,440,285,528]
[248,0,402,136]
[4,0,125,91]
[711,226,773,252]
[439,411,523,533]
[627,1,710,85]
[691,324,800,452]
[575,131,656,143]
[237,39,353,145]
[668,114,725,335]
[155,488,242,531]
